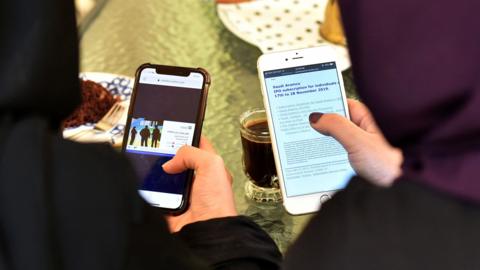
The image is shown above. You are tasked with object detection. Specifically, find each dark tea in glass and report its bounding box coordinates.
[240,119,276,187]
[240,109,281,203]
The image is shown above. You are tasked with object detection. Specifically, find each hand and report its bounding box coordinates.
[162,137,237,232]
[309,99,403,186]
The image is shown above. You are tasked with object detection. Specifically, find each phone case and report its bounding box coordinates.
[122,63,210,214]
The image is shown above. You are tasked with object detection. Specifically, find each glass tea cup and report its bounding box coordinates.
[239,109,282,203]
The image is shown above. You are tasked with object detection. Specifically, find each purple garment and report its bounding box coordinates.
[339,0,480,201]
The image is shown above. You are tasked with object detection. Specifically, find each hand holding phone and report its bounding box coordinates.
[309,99,403,187]
[163,137,237,232]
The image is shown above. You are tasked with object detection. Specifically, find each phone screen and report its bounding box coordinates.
[263,61,354,197]
[124,68,205,209]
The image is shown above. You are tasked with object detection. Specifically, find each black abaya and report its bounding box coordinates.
[0,0,281,269]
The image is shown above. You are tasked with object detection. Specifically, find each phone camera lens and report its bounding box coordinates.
[285,58,288,61]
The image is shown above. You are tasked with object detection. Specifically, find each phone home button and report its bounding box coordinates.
[320,194,331,204]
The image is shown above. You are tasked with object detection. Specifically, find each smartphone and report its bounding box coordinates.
[257,47,355,215]
[122,64,210,214]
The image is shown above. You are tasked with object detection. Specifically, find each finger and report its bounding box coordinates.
[162,146,214,174]
[309,112,367,151]
[347,99,370,126]
[199,136,217,154]
[347,99,381,133]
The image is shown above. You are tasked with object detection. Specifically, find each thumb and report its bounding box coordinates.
[162,145,211,174]
[309,112,365,152]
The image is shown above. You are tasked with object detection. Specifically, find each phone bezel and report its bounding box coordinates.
[257,47,351,215]
[121,63,210,214]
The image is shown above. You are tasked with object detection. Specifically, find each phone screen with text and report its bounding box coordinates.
[124,68,204,209]
[264,62,354,197]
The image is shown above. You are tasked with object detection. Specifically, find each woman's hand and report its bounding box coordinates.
[309,99,403,186]
[162,137,237,232]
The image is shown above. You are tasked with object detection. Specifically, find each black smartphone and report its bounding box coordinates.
[122,64,210,214]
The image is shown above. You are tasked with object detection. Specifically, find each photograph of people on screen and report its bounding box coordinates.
[127,118,195,156]
[127,118,163,148]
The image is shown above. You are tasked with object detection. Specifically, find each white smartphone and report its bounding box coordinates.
[257,46,355,215]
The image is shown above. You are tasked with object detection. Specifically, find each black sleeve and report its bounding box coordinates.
[51,139,210,270]
[176,216,282,270]
[127,203,210,270]
[51,138,280,270]
[283,176,480,270]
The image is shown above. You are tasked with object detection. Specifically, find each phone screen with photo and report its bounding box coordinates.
[124,68,204,209]
[263,62,355,197]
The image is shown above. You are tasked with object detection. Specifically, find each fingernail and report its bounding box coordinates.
[309,112,323,124]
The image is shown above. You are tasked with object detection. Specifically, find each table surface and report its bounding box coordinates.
[80,0,356,252]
